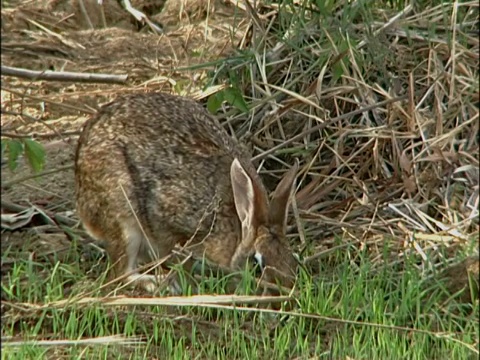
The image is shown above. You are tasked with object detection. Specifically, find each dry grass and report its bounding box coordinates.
[2,0,478,287]
[2,0,479,288]
[1,0,479,358]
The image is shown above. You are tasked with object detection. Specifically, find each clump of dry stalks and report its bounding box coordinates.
[217,2,479,275]
[1,1,478,291]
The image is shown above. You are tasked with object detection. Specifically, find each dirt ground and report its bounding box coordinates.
[0,0,252,271]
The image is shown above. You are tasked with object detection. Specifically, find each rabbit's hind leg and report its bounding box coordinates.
[118,219,160,292]
[77,218,149,290]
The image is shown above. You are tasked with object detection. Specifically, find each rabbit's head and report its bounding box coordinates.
[229,158,299,291]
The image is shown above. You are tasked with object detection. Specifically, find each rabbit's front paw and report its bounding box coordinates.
[166,277,183,296]
[126,273,159,293]
[126,272,185,295]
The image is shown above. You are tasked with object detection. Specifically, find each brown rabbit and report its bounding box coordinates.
[75,92,299,293]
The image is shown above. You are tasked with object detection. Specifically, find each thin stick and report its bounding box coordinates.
[78,0,94,30]
[1,66,128,85]
[1,87,95,114]
[1,165,74,189]
[2,131,81,139]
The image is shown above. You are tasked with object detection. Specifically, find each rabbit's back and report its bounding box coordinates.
[75,93,252,251]
[75,92,299,291]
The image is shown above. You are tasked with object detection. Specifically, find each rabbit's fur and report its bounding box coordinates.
[75,92,298,293]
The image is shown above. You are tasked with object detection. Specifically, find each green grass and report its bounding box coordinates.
[2,237,478,359]
[2,0,479,358]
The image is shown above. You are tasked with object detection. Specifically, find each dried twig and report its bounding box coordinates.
[1,66,128,84]
[1,87,95,114]
[1,165,74,189]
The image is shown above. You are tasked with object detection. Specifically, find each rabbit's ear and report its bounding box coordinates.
[269,159,299,234]
[230,159,257,232]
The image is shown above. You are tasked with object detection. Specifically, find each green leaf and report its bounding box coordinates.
[227,70,240,88]
[316,0,334,15]
[207,92,224,114]
[223,87,249,113]
[24,139,45,173]
[173,80,189,95]
[1,140,6,160]
[7,139,23,171]
[332,62,344,82]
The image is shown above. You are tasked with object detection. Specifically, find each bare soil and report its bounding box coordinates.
[1,0,242,218]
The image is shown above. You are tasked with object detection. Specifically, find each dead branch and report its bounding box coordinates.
[1,165,74,190]
[1,66,128,84]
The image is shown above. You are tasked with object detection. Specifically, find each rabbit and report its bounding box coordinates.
[74,92,299,294]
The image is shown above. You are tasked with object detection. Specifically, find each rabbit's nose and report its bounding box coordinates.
[250,252,264,276]
[253,252,264,268]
